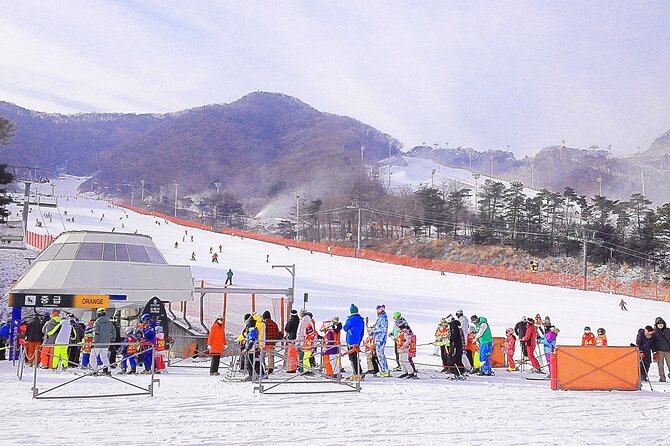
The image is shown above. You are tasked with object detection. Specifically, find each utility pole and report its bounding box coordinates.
[296,193,300,241]
[360,146,365,164]
[140,180,145,201]
[173,182,178,217]
[473,173,480,210]
[582,228,588,291]
[641,170,647,197]
[597,177,602,196]
[357,205,362,255]
[431,168,437,187]
[530,162,535,189]
[214,182,221,194]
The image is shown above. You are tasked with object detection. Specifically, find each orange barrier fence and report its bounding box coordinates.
[113,202,670,302]
[25,231,54,250]
[551,346,640,391]
[491,337,505,368]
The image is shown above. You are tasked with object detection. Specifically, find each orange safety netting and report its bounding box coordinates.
[552,346,640,391]
[113,202,670,302]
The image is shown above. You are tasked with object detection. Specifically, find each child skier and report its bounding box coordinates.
[582,327,596,346]
[503,328,517,371]
[466,326,479,374]
[636,325,653,382]
[81,326,94,368]
[363,328,380,376]
[397,324,417,379]
[322,320,341,377]
[539,326,559,375]
[155,326,167,372]
[119,327,138,374]
[596,328,608,346]
[435,318,450,373]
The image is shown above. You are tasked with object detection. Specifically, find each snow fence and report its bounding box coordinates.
[113,203,670,302]
[550,346,640,391]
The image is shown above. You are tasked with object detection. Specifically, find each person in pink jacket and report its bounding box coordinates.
[503,328,517,371]
[521,317,542,372]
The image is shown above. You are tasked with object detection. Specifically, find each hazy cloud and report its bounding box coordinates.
[0,1,668,156]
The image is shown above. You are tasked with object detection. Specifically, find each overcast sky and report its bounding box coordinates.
[1,1,668,156]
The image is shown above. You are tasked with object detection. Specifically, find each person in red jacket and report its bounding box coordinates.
[521,317,542,372]
[207,316,227,376]
[581,327,596,346]
[262,311,280,374]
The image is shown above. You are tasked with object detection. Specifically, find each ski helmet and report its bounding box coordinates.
[584,326,591,332]
[456,309,464,317]
[597,328,605,335]
[96,308,106,315]
[155,326,164,333]
[141,313,151,322]
[468,326,476,334]
[392,311,401,319]
[125,326,134,335]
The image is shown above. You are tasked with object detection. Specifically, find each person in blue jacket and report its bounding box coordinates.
[141,314,157,373]
[372,305,390,377]
[0,320,11,361]
[343,303,365,380]
[242,318,260,382]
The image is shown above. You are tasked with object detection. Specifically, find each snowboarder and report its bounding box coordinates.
[619,299,628,311]
[651,317,670,382]
[472,315,494,376]
[225,269,233,285]
[636,325,653,382]
[595,328,607,346]
[582,327,596,346]
[503,328,517,371]
[372,305,390,377]
[521,317,542,373]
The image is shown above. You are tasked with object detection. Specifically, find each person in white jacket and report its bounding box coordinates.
[53,315,72,370]
[296,310,313,373]
[456,310,472,370]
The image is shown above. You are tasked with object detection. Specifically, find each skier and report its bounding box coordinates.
[521,317,542,373]
[91,308,115,375]
[390,311,409,371]
[140,314,157,373]
[465,326,479,373]
[363,328,380,376]
[211,253,219,263]
[471,315,494,376]
[322,320,341,377]
[396,324,417,379]
[262,311,280,374]
[636,325,653,382]
[296,310,313,373]
[209,247,213,254]
[219,245,222,253]
[190,252,196,261]
[535,314,545,335]
[284,310,300,373]
[539,326,559,375]
[174,242,179,249]
[651,317,670,382]
[207,315,226,376]
[595,328,608,346]
[434,318,450,372]
[241,317,261,382]
[503,328,517,371]
[119,327,139,375]
[41,311,61,369]
[446,314,464,378]
[155,326,167,372]
[343,304,365,381]
[581,327,596,346]
[25,314,43,366]
[81,326,94,368]
[52,313,72,370]
[372,304,390,377]
[619,299,628,311]
[456,309,472,370]
[514,316,528,362]
[225,269,233,286]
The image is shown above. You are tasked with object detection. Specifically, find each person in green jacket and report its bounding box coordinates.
[471,315,493,376]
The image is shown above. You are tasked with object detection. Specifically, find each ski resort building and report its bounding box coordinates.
[8,230,194,311]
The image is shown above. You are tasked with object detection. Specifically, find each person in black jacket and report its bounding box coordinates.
[284,310,299,341]
[651,317,670,382]
[636,325,654,382]
[25,314,44,366]
[514,316,528,359]
[446,314,465,378]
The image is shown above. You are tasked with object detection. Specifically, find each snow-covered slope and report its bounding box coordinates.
[3,175,669,445]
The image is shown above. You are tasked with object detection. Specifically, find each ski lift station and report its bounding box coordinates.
[8,230,195,311]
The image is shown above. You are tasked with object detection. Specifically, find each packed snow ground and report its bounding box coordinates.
[2,175,669,445]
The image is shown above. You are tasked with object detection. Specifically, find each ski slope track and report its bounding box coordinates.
[2,175,668,445]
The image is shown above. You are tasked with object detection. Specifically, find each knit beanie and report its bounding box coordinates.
[350,303,358,314]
